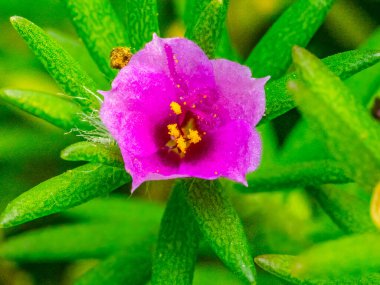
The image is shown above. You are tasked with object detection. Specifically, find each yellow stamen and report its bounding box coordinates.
[166,109,204,156]
[176,136,187,153]
[187,129,201,144]
[170,101,182,115]
[167,123,180,138]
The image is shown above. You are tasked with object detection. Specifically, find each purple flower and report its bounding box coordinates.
[100,35,269,191]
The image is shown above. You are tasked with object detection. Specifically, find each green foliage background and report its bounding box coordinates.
[0,0,379,284]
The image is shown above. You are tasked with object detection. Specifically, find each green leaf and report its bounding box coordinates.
[183,0,209,32]
[0,89,92,131]
[186,0,229,58]
[245,0,335,78]
[61,141,124,167]
[185,179,256,284]
[293,233,380,279]
[262,49,380,124]
[63,0,127,79]
[236,160,351,193]
[255,254,380,284]
[75,244,152,285]
[193,264,246,285]
[123,0,160,50]
[255,255,305,284]
[10,16,99,113]
[0,164,130,227]
[346,28,380,107]
[64,195,163,224]
[280,29,380,163]
[0,224,155,261]
[289,47,380,191]
[215,26,241,62]
[152,182,200,285]
[280,119,330,163]
[309,184,377,234]
[322,49,380,80]
[47,29,109,89]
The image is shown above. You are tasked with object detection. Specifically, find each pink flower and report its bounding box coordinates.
[100,35,269,191]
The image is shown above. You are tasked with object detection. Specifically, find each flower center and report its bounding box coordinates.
[166,101,202,157]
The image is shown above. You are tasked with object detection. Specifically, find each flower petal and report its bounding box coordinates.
[103,72,177,121]
[100,69,179,158]
[160,37,215,96]
[180,120,262,185]
[212,59,269,126]
[126,120,261,190]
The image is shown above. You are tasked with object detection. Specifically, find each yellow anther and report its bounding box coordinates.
[166,117,204,157]
[176,136,187,153]
[110,47,133,69]
[187,129,201,144]
[170,102,182,115]
[167,123,180,138]
[203,95,207,99]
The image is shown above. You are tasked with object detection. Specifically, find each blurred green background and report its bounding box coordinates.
[0,0,379,284]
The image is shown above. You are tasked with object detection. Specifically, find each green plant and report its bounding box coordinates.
[1,0,380,284]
